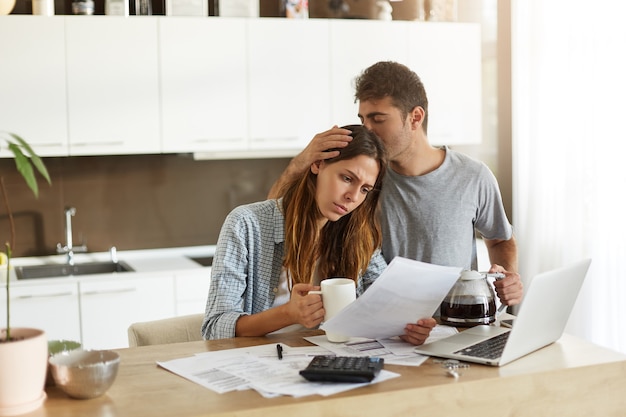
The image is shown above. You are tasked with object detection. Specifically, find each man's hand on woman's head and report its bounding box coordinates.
[296,126,353,168]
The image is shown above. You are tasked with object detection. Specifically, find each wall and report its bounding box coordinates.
[0,155,289,257]
[452,0,512,220]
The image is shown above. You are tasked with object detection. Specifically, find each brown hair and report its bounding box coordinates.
[354,61,430,134]
[280,125,387,286]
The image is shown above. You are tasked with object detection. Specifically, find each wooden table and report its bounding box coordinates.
[31,330,626,417]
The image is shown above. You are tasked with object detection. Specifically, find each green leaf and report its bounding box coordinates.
[7,143,39,198]
[7,133,50,184]
[8,133,33,153]
[29,154,50,185]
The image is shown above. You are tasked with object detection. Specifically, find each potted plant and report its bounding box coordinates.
[1,132,51,416]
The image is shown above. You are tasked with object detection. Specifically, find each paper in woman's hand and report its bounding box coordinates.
[320,257,462,340]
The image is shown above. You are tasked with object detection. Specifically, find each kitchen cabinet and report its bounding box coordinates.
[0,16,481,158]
[4,246,215,348]
[65,16,161,156]
[2,270,203,349]
[174,269,211,316]
[79,273,175,349]
[330,20,482,146]
[406,23,482,145]
[160,18,248,154]
[329,19,410,127]
[246,18,331,153]
[0,16,69,157]
[0,280,81,343]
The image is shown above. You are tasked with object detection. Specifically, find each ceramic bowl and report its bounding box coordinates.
[48,349,120,399]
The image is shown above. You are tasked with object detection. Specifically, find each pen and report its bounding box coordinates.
[276,344,283,360]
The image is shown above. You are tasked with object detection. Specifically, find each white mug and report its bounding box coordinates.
[309,278,356,342]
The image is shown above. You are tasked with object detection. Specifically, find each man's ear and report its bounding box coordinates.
[409,106,425,129]
[310,160,323,175]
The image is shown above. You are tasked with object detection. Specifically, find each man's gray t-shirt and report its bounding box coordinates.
[379,147,513,270]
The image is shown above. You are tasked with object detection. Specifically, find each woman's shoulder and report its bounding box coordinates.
[226,199,281,223]
[221,199,284,244]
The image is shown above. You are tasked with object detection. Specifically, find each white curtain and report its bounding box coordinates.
[511,0,626,354]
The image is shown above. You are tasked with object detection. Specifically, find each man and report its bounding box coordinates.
[269,61,523,345]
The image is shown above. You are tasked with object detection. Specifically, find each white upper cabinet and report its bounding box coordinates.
[331,20,482,146]
[247,18,331,153]
[329,19,410,127]
[160,17,248,154]
[0,16,69,157]
[1,16,481,158]
[407,23,482,146]
[65,16,161,155]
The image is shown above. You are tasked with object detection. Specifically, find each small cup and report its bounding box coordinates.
[310,278,356,342]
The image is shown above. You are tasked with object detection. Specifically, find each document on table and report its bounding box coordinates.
[156,343,400,398]
[321,257,462,340]
[305,325,459,367]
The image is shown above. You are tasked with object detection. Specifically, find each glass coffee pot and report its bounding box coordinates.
[440,270,497,326]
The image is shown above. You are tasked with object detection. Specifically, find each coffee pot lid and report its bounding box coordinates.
[459,270,483,280]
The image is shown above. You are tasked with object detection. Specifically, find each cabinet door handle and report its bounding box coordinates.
[29,143,66,148]
[251,136,297,144]
[190,138,245,144]
[71,141,125,147]
[14,291,74,299]
[81,287,137,296]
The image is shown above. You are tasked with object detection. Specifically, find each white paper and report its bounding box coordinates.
[304,335,426,366]
[304,325,458,367]
[157,343,400,398]
[320,257,462,340]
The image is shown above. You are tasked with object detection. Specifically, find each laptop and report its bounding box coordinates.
[413,258,592,366]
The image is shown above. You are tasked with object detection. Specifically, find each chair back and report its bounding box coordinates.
[127,314,204,347]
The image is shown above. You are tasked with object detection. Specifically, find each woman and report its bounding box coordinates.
[202,125,388,339]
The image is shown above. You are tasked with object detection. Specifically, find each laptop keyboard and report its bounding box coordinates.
[454,331,511,360]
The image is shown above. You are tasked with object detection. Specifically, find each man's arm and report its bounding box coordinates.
[267,126,353,198]
[484,236,523,306]
[484,236,518,272]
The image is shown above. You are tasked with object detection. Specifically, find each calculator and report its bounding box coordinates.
[299,355,384,383]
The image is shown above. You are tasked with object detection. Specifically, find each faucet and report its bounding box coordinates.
[57,206,88,265]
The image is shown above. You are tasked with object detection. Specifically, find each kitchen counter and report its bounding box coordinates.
[2,245,217,348]
[4,245,216,284]
[5,240,488,283]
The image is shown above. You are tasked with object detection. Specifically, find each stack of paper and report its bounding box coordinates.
[157,343,400,398]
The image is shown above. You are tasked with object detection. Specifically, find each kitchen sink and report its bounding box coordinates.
[15,261,134,280]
